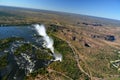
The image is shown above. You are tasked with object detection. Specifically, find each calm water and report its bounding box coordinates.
[0,26,35,40]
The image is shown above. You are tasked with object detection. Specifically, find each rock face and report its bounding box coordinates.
[72,36,76,41]
[82,22,102,26]
[104,35,116,41]
[91,34,116,42]
[84,42,90,47]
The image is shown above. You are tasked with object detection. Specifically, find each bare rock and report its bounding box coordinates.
[84,42,91,47]
[72,36,76,41]
[104,35,116,41]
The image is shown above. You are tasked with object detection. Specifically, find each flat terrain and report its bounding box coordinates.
[0,6,120,80]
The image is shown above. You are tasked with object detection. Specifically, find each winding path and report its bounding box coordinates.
[53,34,92,80]
[47,68,73,80]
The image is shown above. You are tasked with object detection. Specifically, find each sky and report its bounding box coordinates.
[0,0,120,20]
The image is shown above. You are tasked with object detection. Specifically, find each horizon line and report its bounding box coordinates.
[0,4,120,21]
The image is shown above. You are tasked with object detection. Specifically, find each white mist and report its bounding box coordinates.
[34,24,62,62]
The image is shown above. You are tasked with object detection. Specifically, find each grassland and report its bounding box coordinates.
[0,5,120,80]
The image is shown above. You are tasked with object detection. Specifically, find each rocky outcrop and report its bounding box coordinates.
[104,35,116,41]
[91,34,116,42]
[82,22,102,26]
[72,36,76,41]
[84,42,91,47]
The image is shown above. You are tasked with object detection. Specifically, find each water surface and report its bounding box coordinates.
[0,26,35,40]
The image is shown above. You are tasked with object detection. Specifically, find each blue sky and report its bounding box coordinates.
[0,0,120,20]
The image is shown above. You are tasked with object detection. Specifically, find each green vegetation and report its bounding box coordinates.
[0,37,23,70]
[110,50,120,72]
[0,5,120,80]
[0,53,8,69]
[14,43,33,55]
[30,67,48,77]
[85,47,119,78]
[48,35,83,79]
[14,43,53,60]
[0,37,23,51]
[47,24,60,32]
[35,49,53,60]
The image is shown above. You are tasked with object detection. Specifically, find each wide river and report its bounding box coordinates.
[0,26,35,40]
[0,26,49,80]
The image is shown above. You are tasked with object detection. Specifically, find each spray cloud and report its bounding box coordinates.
[34,24,62,62]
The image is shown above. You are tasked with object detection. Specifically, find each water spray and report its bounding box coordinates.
[34,24,62,62]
